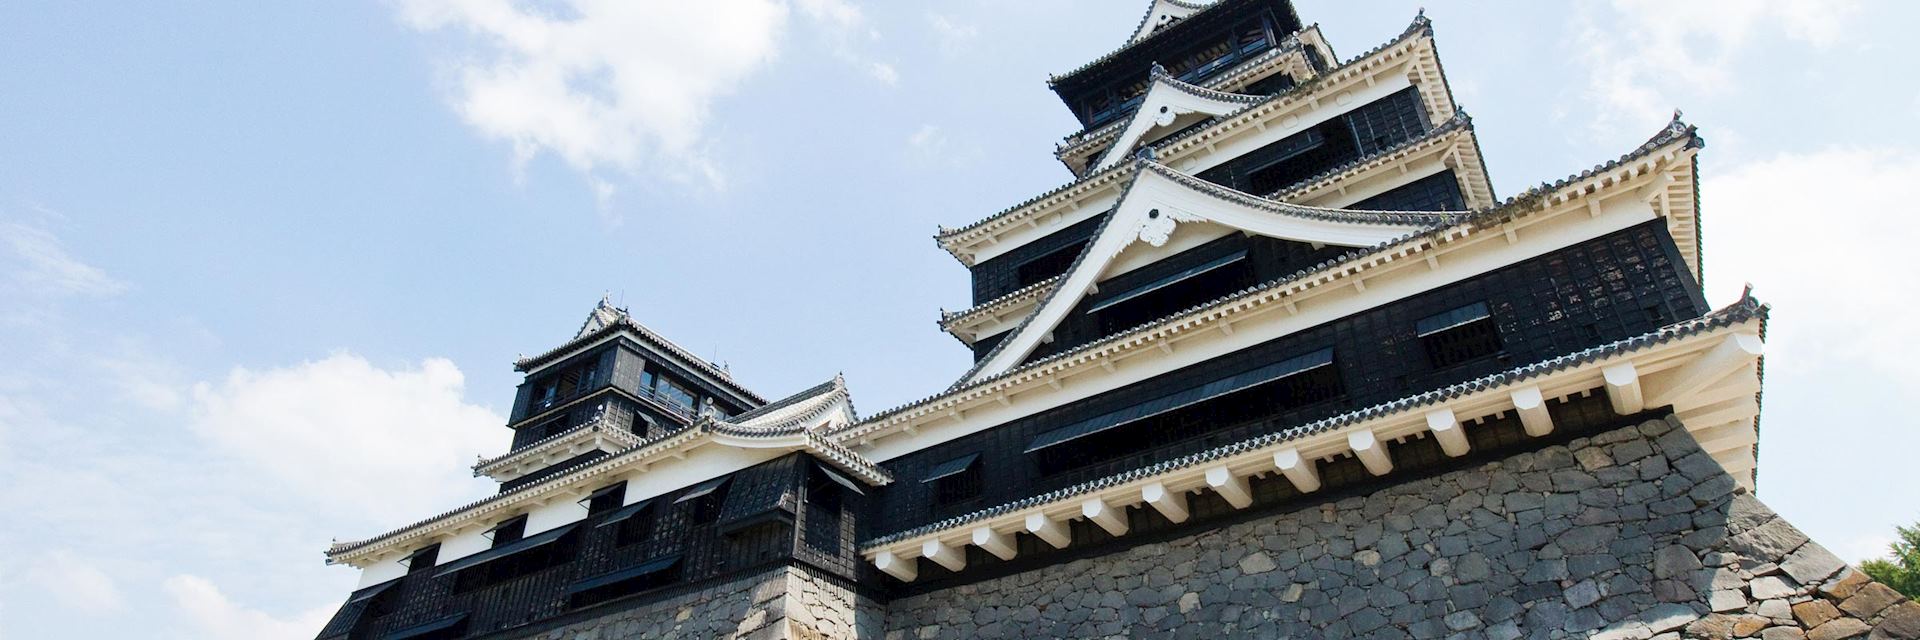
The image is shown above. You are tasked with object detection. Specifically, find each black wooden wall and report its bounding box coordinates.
[875,219,1706,538]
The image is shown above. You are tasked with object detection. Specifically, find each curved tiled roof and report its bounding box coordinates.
[843,115,1703,437]
[1125,0,1212,44]
[515,305,766,405]
[471,405,644,477]
[942,111,1479,341]
[941,13,1437,249]
[718,375,855,433]
[1057,32,1318,158]
[862,295,1768,548]
[1049,0,1303,89]
[945,156,1459,388]
[1265,107,1474,201]
[328,379,884,563]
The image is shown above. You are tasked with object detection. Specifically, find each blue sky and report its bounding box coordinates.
[2,1,1917,637]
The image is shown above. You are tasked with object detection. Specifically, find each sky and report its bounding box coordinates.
[1,0,1917,637]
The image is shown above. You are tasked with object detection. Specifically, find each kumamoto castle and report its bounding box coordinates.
[315,2,1920,639]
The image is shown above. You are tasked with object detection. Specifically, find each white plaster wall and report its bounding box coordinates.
[436,527,493,566]
[526,495,590,536]
[611,445,783,506]
[354,557,408,589]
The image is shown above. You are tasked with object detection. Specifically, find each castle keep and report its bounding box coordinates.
[315,2,1919,638]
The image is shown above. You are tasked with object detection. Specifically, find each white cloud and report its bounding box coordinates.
[905,123,981,168]
[1571,0,1861,141]
[189,354,502,522]
[0,220,125,297]
[868,62,899,86]
[927,14,978,57]
[907,124,948,157]
[25,550,124,614]
[396,0,896,195]
[1703,148,1920,386]
[163,575,334,640]
[795,0,861,31]
[395,0,792,188]
[795,0,899,86]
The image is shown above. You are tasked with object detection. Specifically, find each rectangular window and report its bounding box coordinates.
[803,464,848,553]
[405,544,440,574]
[1417,302,1503,369]
[583,482,626,515]
[533,380,559,411]
[442,523,580,594]
[489,516,527,548]
[1237,18,1271,55]
[654,376,697,411]
[1091,251,1254,336]
[1029,348,1344,476]
[567,555,682,610]
[1015,241,1085,289]
[598,499,655,547]
[923,453,983,506]
[674,477,730,524]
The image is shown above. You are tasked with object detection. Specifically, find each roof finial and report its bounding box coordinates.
[1672,108,1685,122]
[1134,145,1157,164]
[1150,61,1168,79]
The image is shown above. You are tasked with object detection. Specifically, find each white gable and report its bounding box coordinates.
[1093,69,1263,172]
[1131,0,1211,43]
[963,161,1439,384]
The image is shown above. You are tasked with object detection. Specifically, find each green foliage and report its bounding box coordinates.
[1860,522,1920,598]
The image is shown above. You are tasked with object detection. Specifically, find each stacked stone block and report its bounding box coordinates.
[880,416,1918,639]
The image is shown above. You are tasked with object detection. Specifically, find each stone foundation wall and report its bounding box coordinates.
[881,416,1919,639]
[508,563,880,640]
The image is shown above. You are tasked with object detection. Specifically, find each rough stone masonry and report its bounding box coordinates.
[880,416,1920,639]
[509,415,1918,639]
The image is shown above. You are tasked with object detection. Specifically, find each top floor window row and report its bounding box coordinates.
[1080,16,1280,128]
[529,354,607,413]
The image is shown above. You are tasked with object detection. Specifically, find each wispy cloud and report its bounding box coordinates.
[927,14,979,58]
[25,550,124,615]
[189,354,502,523]
[0,220,125,297]
[1569,0,1860,143]
[796,0,900,86]
[395,0,793,191]
[906,123,981,168]
[907,124,949,157]
[1703,148,1920,387]
[396,0,896,202]
[163,575,335,640]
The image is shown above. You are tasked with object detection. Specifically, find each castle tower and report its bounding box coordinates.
[313,3,1919,639]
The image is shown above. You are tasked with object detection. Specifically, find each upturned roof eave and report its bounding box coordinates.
[940,14,1438,261]
[945,113,1479,343]
[850,116,1702,440]
[860,295,1767,550]
[513,319,767,406]
[328,417,888,565]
